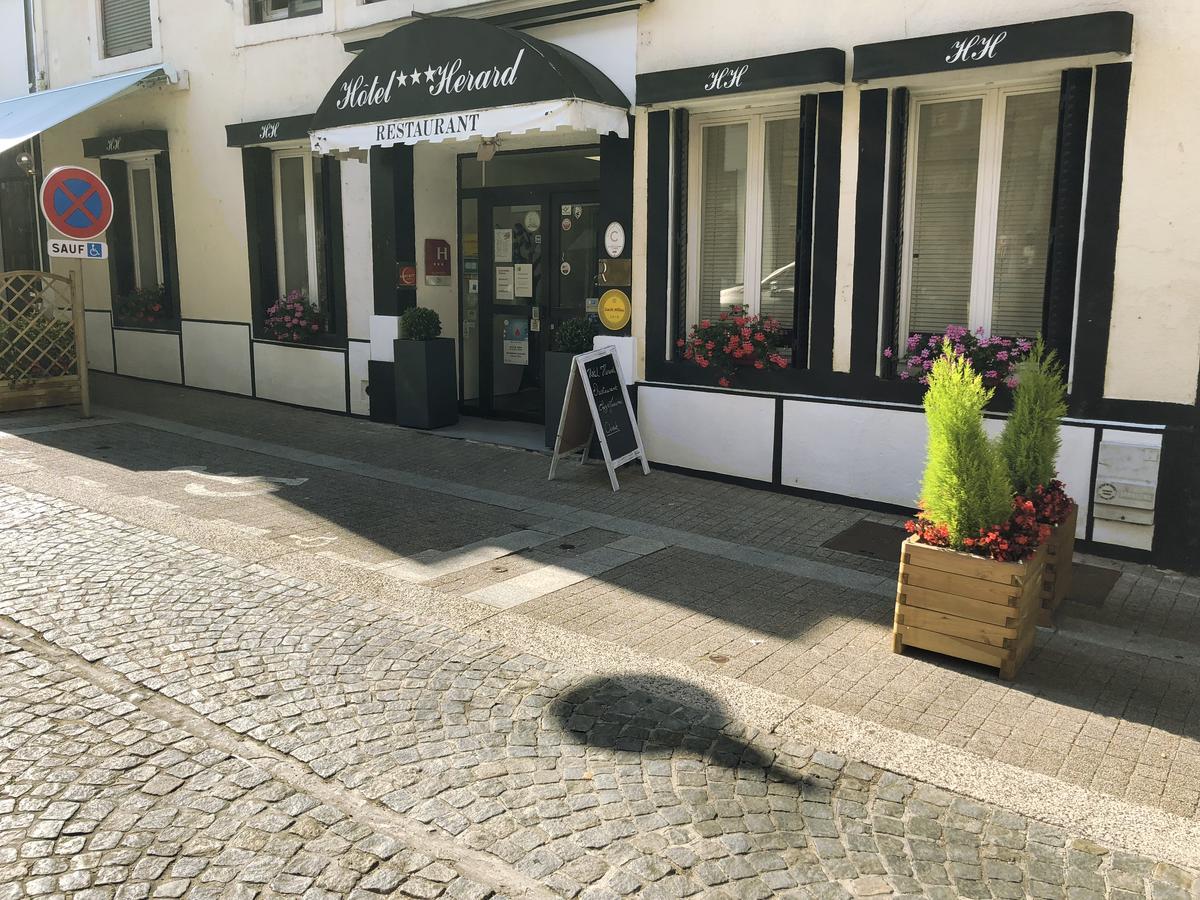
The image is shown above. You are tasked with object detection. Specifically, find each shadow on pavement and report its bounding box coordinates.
[547,675,808,786]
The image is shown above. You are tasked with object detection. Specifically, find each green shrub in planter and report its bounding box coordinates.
[400,306,442,341]
[999,338,1067,496]
[920,342,1013,549]
[552,317,598,354]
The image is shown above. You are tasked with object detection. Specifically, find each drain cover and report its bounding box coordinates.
[708,654,730,664]
[491,565,508,573]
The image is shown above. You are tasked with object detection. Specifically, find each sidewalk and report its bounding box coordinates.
[2,373,1198,832]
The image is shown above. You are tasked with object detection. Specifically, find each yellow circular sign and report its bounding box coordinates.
[597,289,631,331]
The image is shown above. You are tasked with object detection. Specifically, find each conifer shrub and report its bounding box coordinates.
[999,338,1067,496]
[918,342,1014,550]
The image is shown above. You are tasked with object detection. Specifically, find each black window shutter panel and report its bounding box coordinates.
[241,147,276,336]
[807,91,842,372]
[644,110,671,378]
[670,108,689,353]
[849,89,890,377]
[879,87,909,372]
[792,94,818,369]
[100,158,134,314]
[369,147,397,317]
[394,146,416,314]
[1043,68,1092,369]
[153,150,181,321]
[1072,62,1131,414]
[321,156,347,337]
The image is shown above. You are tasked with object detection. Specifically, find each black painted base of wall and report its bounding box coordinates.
[367,360,396,423]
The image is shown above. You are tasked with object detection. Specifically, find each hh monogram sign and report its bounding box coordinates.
[945,31,1008,65]
[259,121,281,140]
[703,64,750,93]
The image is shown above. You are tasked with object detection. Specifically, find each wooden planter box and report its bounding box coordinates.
[894,536,1047,681]
[0,375,81,413]
[1038,503,1078,627]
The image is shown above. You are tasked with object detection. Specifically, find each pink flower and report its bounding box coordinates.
[883,348,894,358]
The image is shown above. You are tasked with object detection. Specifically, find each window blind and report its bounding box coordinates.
[278,156,309,297]
[130,166,158,289]
[697,123,747,324]
[991,90,1058,337]
[101,0,152,58]
[907,99,981,334]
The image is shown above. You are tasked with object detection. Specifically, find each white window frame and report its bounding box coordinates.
[88,0,163,77]
[898,79,1059,342]
[271,148,321,306]
[685,104,801,326]
[125,155,164,290]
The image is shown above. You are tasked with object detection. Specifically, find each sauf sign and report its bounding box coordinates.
[335,49,525,112]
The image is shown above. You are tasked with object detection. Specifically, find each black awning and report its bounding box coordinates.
[637,48,845,106]
[225,114,313,148]
[83,129,169,158]
[309,16,629,151]
[853,11,1133,82]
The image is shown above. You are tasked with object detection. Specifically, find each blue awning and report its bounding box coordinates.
[0,66,168,155]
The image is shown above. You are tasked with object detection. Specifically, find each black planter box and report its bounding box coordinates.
[394,337,459,429]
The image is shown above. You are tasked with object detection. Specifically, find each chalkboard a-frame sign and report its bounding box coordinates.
[548,346,650,492]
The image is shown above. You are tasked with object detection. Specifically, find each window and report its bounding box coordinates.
[687,109,800,333]
[251,0,322,23]
[272,149,325,304]
[100,0,153,57]
[901,85,1059,342]
[126,158,163,291]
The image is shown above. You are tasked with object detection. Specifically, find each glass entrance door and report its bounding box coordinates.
[548,195,600,339]
[481,194,548,422]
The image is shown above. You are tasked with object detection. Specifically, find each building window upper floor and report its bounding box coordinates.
[250,0,323,24]
[100,0,153,58]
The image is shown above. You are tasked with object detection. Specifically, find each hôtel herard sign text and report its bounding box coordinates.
[334,49,525,116]
[332,50,524,143]
[311,16,631,137]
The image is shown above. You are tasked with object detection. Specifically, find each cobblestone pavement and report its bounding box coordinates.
[0,377,1191,825]
[0,484,1198,899]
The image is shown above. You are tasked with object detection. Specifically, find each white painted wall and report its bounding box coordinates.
[780,399,1096,538]
[113,329,182,383]
[341,158,373,342]
[639,386,775,482]
[348,340,371,415]
[0,0,29,98]
[181,321,252,396]
[252,343,347,412]
[414,143,460,351]
[83,310,114,372]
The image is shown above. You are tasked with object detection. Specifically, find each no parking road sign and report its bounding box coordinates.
[40,166,114,241]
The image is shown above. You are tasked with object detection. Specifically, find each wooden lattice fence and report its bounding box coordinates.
[0,270,90,416]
